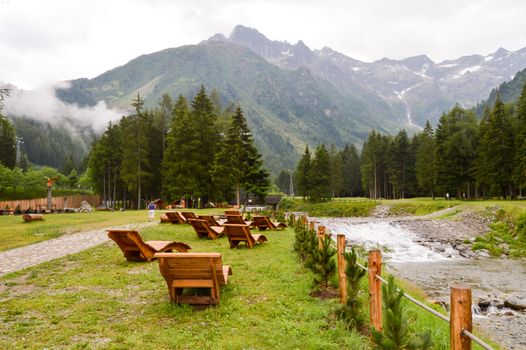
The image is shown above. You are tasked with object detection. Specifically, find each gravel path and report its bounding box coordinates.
[0,222,156,277]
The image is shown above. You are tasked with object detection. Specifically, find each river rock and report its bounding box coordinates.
[478,298,492,310]
[504,295,526,311]
[478,250,491,258]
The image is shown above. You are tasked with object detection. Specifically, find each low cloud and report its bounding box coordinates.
[4,82,123,133]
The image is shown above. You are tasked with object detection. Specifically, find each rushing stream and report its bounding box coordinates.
[313,217,526,350]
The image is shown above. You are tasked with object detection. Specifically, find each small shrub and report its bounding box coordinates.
[372,276,432,350]
[305,236,336,290]
[335,247,367,331]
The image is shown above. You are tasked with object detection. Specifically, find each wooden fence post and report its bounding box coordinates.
[337,234,347,304]
[450,284,472,350]
[368,250,382,332]
[317,226,326,249]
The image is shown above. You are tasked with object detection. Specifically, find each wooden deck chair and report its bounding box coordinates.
[225,209,241,215]
[181,211,198,222]
[225,214,252,227]
[164,211,185,224]
[187,219,225,240]
[251,216,287,231]
[107,229,191,262]
[155,252,232,305]
[198,215,222,227]
[223,224,267,249]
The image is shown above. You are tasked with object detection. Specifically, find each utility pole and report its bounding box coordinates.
[289,170,294,197]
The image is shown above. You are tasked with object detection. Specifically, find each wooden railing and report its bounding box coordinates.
[310,221,495,350]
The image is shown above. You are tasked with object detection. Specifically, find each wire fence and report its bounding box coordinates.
[326,231,495,350]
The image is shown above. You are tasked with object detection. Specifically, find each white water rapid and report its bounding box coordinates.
[315,218,452,263]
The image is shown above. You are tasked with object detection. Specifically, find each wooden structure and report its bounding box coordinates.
[22,214,43,222]
[107,229,190,262]
[337,234,347,304]
[368,250,383,332]
[164,211,186,224]
[224,210,241,215]
[181,212,198,222]
[198,215,222,227]
[187,219,225,240]
[155,252,232,305]
[223,223,267,249]
[0,194,101,212]
[159,214,170,223]
[225,214,252,226]
[251,215,287,231]
[450,284,472,350]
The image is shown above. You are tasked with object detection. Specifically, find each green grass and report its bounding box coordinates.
[281,198,378,217]
[0,224,370,349]
[380,198,462,216]
[0,209,221,252]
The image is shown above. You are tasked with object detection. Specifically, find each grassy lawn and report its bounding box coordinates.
[0,223,370,349]
[0,209,221,252]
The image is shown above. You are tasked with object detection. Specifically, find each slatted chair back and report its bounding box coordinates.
[108,229,190,262]
[225,214,246,225]
[224,210,241,215]
[223,223,258,248]
[181,211,198,221]
[198,215,222,227]
[187,219,224,240]
[251,216,277,230]
[107,230,156,261]
[165,211,184,224]
[155,252,232,305]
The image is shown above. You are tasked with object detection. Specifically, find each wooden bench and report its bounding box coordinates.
[187,219,225,240]
[251,215,287,231]
[107,229,190,262]
[155,252,232,305]
[223,223,267,249]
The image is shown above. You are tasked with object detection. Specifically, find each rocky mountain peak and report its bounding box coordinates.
[228,25,271,46]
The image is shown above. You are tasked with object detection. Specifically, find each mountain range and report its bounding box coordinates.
[6,25,526,173]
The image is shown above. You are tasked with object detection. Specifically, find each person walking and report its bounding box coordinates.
[147,201,156,221]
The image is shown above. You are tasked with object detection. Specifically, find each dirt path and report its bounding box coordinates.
[0,222,156,277]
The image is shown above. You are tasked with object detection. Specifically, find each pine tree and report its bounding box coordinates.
[305,236,336,290]
[513,82,526,195]
[329,144,344,197]
[435,106,478,199]
[341,144,362,197]
[335,247,367,331]
[372,276,432,349]
[191,85,218,205]
[275,169,291,195]
[162,95,201,201]
[309,144,332,202]
[120,93,151,209]
[415,121,437,199]
[294,146,312,201]
[0,88,16,169]
[483,95,514,197]
[212,106,269,206]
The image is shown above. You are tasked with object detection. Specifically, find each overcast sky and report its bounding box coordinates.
[1,0,525,89]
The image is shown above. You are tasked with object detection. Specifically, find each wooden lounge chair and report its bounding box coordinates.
[223,224,267,249]
[165,211,186,224]
[107,229,191,262]
[198,215,222,227]
[187,219,225,240]
[225,214,252,227]
[155,252,232,305]
[251,215,287,231]
[225,209,241,215]
[181,211,198,222]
